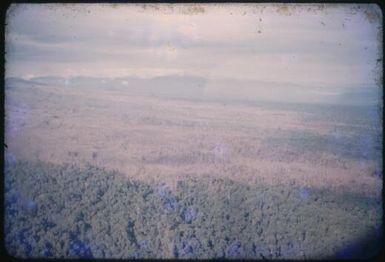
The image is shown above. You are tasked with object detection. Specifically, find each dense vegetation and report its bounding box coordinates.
[264,128,381,163]
[4,161,382,259]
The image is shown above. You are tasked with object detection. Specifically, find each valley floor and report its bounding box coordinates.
[4,84,383,258]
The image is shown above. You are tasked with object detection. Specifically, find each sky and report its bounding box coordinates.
[5,3,383,101]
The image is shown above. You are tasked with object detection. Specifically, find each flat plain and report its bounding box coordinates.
[4,81,383,259]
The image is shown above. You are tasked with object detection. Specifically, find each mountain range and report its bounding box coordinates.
[5,75,380,106]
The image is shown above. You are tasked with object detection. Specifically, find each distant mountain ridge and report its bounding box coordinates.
[5,77,48,88]
[5,75,380,107]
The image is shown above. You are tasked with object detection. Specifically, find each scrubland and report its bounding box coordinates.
[4,82,383,258]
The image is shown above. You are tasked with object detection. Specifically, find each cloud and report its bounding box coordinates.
[5,3,382,92]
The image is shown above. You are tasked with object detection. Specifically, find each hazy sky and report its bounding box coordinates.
[5,3,382,91]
